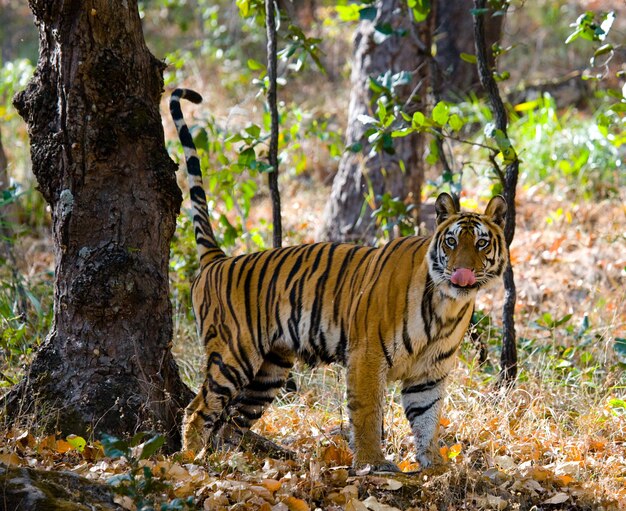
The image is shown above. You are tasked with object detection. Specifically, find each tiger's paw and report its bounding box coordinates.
[352,460,400,475]
[416,444,443,470]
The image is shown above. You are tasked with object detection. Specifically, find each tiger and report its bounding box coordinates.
[169,88,508,472]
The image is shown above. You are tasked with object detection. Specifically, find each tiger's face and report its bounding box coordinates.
[427,193,508,298]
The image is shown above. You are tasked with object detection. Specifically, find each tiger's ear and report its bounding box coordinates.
[484,195,507,228]
[435,193,458,225]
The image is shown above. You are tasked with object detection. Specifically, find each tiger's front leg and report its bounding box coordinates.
[346,356,399,473]
[401,377,446,468]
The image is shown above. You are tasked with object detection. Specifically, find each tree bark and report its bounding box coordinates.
[318,0,426,243]
[433,0,503,100]
[266,0,282,248]
[472,0,519,385]
[4,0,192,448]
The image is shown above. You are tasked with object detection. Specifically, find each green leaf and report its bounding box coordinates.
[336,5,361,22]
[470,8,489,16]
[492,128,518,164]
[431,101,449,126]
[553,313,572,327]
[565,27,582,45]
[66,434,86,453]
[238,147,256,167]
[609,398,626,415]
[381,132,395,155]
[139,434,165,460]
[100,434,130,459]
[247,59,265,71]
[391,128,412,138]
[359,6,377,21]
[591,43,613,66]
[129,432,147,447]
[244,124,261,139]
[494,70,510,82]
[460,53,477,64]
[448,114,464,131]
[614,338,626,358]
[600,11,615,39]
[236,0,250,17]
[347,142,363,153]
[375,23,393,36]
[193,128,209,152]
[593,43,613,58]
[377,99,387,122]
[412,111,425,128]
[411,0,431,22]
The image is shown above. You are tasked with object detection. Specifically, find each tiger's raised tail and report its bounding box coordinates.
[170,88,225,265]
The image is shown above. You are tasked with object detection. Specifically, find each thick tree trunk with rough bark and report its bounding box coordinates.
[4,0,192,447]
[318,0,426,243]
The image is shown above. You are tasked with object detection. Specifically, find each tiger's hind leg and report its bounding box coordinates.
[182,343,261,456]
[218,348,295,435]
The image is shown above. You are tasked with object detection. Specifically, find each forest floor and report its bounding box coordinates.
[1,184,625,510]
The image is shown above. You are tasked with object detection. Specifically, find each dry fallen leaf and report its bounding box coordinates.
[283,496,310,511]
[204,492,229,511]
[362,496,402,511]
[471,493,508,510]
[383,478,403,491]
[250,485,275,503]
[541,492,569,505]
[261,478,282,493]
[398,460,420,472]
[556,474,574,486]
[346,498,369,511]
[320,437,353,466]
[0,452,23,466]
[55,439,73,454]
[493,455,516,471]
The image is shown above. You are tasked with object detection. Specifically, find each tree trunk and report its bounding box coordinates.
[433,0,503,100]
[4,0,192,448]
[318,0,426,244]
[320,1,503,243]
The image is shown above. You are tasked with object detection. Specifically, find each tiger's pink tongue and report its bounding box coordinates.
[450,268,476,287]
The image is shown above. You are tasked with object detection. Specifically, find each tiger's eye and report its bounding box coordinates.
[476,239,488,248]
[446,237,457,248]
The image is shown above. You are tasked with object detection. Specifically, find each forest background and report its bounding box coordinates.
[0,0,625,510]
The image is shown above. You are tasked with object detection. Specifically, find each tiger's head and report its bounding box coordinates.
[427,193,508,298]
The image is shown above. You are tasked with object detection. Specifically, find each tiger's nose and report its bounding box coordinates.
[450,268,476,287]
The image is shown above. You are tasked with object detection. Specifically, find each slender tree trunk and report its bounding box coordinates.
[472,0,519,385]
[4,0,192,447]
[266,0,282,248]
[318,0,426,244]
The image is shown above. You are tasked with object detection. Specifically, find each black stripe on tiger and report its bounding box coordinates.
[170,88,224,264]
[405,397,441,423]
[401,376,446,395]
